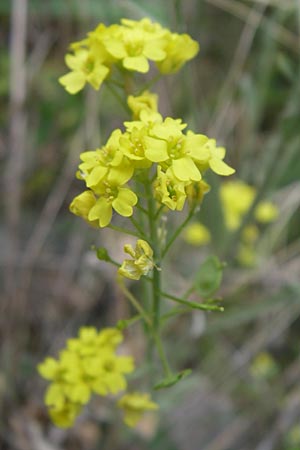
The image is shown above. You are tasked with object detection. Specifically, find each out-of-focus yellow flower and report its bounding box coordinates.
[156,32,199,74]
[49,403,82,428]
[118,392,159,427]
[255,201,278,223]
[38,326,135,428]
[118,240,154,280]
[220,181,255,230]
[127,90,158,120]
[183,223,211,246]
[250,352,278,379]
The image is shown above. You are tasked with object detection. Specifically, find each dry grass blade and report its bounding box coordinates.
[205,0,299,52]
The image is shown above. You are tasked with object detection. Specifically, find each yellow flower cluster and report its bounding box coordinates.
[59,18,199,94]
[184,179,278,265]
[70,93,235,228]
[38,327,157,428]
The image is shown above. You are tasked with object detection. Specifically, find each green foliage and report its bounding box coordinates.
[194,256,224,299]
[154,369,192,390]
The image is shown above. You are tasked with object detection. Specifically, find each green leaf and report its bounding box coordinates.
[194,256,224,298]
[154,369,192,390]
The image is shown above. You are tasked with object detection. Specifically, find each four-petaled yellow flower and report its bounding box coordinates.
[88,184,137,228]
[118,392,159,427]
[118,240,154,280]
[59,48,109,94]
[127,90,158,120]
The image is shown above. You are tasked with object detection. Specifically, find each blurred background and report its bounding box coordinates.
[1,0,300,449]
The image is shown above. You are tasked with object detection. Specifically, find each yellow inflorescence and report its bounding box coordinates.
[59,18,199,94]
[70,102,235,228]
[38,327,157,428]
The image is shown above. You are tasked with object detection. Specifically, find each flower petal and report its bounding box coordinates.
[88,198,112,227]
[59,71,86,94]
[144,137,168,162]
[86,166,108,187]
[172,157,201,181]
[123,56,149,73]
[112,188,137,217]
[209,157,235,176]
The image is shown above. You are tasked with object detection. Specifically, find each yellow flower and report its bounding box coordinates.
[185,179,211,205]
[183,223,211,246]
[59,48,109,94]
[145,118,207,182]
[69,190,98,227]
[38,326,135,428]
[118,240,154,280]
[49,403,82,428]
[121,18,165,36]
[38,357,61,381]
[119,126,152,169]
[154,166,187,211]
[157,31,199,74]
[255,201,278,223]
[220,181,255,230]
[250,352,277,379]
[103,26,166,73]
[118,392,159,427]
[79,129,134,188]
[195,138,235,176]
[127,90,158,120]
[88,183,138,228]
[87,351,134,395]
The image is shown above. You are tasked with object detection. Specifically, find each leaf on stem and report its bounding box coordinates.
[194,255,225,298]
[154,369,192,390]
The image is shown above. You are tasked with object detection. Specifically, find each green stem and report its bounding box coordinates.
[162,205,196,258]
[129,216,148,239]
[136,73,162,95]
[105,81,130,114]
[118,277,152,326]
[145,177,161,332]
[154,204,165,220]
[160,290,224,312]
[153,333,172,377]
[136,204,148,215]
